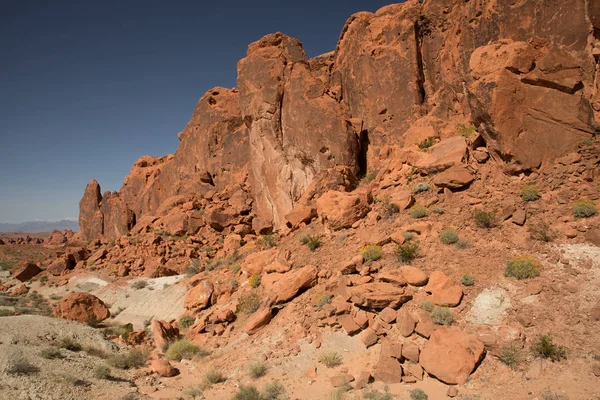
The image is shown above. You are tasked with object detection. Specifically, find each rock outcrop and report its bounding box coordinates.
[53,292,110,324]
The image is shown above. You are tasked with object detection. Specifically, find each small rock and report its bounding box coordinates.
[447,386,459,397]
[360,328,378,348]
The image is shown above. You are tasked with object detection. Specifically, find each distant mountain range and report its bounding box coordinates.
[0,220,80,233]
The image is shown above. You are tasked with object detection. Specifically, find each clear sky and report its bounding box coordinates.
[0,0,394,224]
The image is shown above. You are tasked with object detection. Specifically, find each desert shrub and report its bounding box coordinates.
[455,240,470,249]
[459,396,482,400]
[412,182,430,194]
[121,393,140,400]
[40,347,63,359]
[93,365,111,380]
[131,280,147,290]
[395,242,419,263]
[182,387,204,399]
[497,343,522,370]
[248,359,268,379]
[233,385,261,400]
[505,255,540,279]
[237,292,261,315]
[573,197,597,218]
[410,204,428,219]
[58,337,82,352]
[432,207,445,214]
[431,307,453,326]
[457,124,476,137]
[420,300,433,312]
[84,345,109,359]
[262,381,286,400]
[473,209,496,228]
[7,359,39,375]
[460,273,474,286]
[418,137,436,149]
[206,258,227,271]
[380,199,400,219]
[185,260,201,277]
[0,259,17,271]
[0,309,15,317]
[107,348,149,369]
[39,275,48,285]
[231,263,242,274]
[361,244,382,261]
[540,389,568,400]
[165,340,202,361]
[520,185,540,201]
[301,234,322,251]
[204,368,226,385]
[319,350,342,368]
[107,323,134,341]
[179,315,195,329]
[528,221,554,242]
[359,171,378,186]
[363,389,395,400]
[402,231,414,241]
[259,234,278,249]
[439,230,459,245]
[582,138,594,146]
[532,335,566,362]
[248,273,262,289]
[316,294,332,308]
[410,388,428,400]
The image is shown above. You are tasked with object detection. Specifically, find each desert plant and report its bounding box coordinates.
[420,300,433,312]
[233,385,261,400]
[473,209,496,228]
[497,343,523,370]
[316,294,332,308]
[532,335,566,362]
[380,199,400,219]
[418,137,436,149]
[505,255,541,279]
[395,242,419,263]
[107,348,149,369]
[262,381,286,400]
[410,204,427,219]
[237,292,261,315]
[182,387,204,399]
[457,124,476,137]
[540,389,568,400]
[439,229,459,245]
[0,309,14,317]
[520,185,540,201]
[431,306,453,325]
[259,234,278,249]
[84,345,109,359]
[582,138,594,146]
[528,221,554,242]
[361,244,382,261]
[40,347,63,359]
[319,350,343,368]
[359,171,378,186]
[39,275,48,285]
[402,231,414,241]
[231,263,242,274]
[204,368,226,385]
[185,260,201,277]
[248,359,268,379]
[0,259,17,271]
[179,315,195,329]
[93,365,111,379]
[573,197,597,218]
[6,359,39,375]
[165,340,202,361]
[455,240,470,249]
[58,337,82,352]
[248,273,262,289]
[432,207,445,215]
[131,280,148,290]
[300,234,321,251]
[410,388,428,400]
[363,389,395,400]
[412,182,430,194]
[460,273,474,286]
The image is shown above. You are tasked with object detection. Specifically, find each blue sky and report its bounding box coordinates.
[0,0,394,223]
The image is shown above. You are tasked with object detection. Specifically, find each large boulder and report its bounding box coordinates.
[316,190,371,230]
[419,326,485,385]
[11,261,42,282]
[350,282,412,310]
[184,281,215,312]
[53,292,110,324]
[262,265,318,303]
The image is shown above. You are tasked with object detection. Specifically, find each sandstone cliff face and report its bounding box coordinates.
[79,0,600,241]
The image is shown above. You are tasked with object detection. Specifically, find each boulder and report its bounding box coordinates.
[11,261,42,282]
[47,258,70,276]
[244,308,273,335]
[317,190,371,231]
[152,320,180,351]
[396,308,417,337]
[262,265,318,303]
[425,271,463,307]
[150,359,178,377]
[433,166,474,189]
[399,266,428,286]
[184,281,214,312]
[415,137,469,173]
[350,282,412,309]
[419,326,485,385]
[373,356,402,384]
[53,292,110,324]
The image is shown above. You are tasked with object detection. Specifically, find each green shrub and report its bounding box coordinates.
[316,294,332,308]
[233,385,261,400]
[460,273,474,286]
[363,389,395,400]
[412,182,430,194]
[0,259,17,271]
[259,234,278,249]
[432,207,445,215]
[58,338,82,352]
[248,273,262,289]
[582,138,594,146]
[185,260,201,277]
[402,231,414,241]
[473,209,496,228]
[532,335,566,362]
[457,124,476,137]
[420,300,433,312]
[7,359,39,375]
[520,185,540,201]
[505,255,540,279]
[231,263,242,274]
[573,197,597,218]
[84,345,109,359]
[179,315,195,329]
[93,365,111,380]
[439,230,459,245]
[418,137,436,149]
[410,388,428,400]
[410,204,427,219]
[165,340,202,361]
[300,234,321,251]
[431,307,453,325]
[40,347,63,359]
[182,387,204,399]
[528,221,554,242]
[39,275,48,285]
[497,343,522,370]
[204,368,226,385]
[247,359,268,379]
[455,240,470,249]
[361,244,382,261]
[380,199,400,219]
[237,292,261,315]
[540,389,568,400]
[395,242,419,263]
[131,280,148,290]
[0,309,15,317]
[262,381,286,400]
[359,171,378,186]
[319,350,342,368]
[107,348,149,369]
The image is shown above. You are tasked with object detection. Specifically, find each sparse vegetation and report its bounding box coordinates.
[457,124,476,137]
[520,185,540,201]
[259,234,278,249]
[402,231,414,241]
[529,221,554,242]
[84,345,109,359]
[58,337,82,352]
[233,385,261,400]
[300,234,322,251]
[409,388,428,400]
[582,138,594,146]
[505,255,541,279]
[182,387,204,399]
[179,315,195,329]
[165,339,203,361]
[497,343,523,370]
[431,306,453,325]
[359,171,378,186]
[412,182,430,194]
[40,347,64,359]
[460,273,474,286]
[380,199,400,219]
[420,300,433,312]
[395,241,419,263]
[7,359,39,375]
[316,293,332,308]
[361,244,382,261]
[540,389,568,400]
[248,359,268,379]
[418,137,436,149]
[532,335,566,362]
[473,208,496,228]
[248,273,262,288]
[0,309,15,317]
[231,263,242,274]
[39,275,48,285]
[573,197,597,218]
[363,389,395,400]
[107,348,149,369]
[410,204,427,219]
[439,229,459,245]
[455,240,470,249]
[432,207,445,214]
[204,368,226,385]
[93,365,111,380]
[237,292,261,315]
[186,260,201,277]
[0,259,17,271]
[262,381,286,400]
[319,350,343,368]
[131,280,148,290]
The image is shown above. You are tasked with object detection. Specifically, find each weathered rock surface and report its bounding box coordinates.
[53,292,110,324]
[350,282,412,309]
[262,265,318,303]
[11,261,42,282]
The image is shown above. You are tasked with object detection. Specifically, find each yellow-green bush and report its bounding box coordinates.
[573,198,597,218]
[504,255,540,279]
[361,244,382,261]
